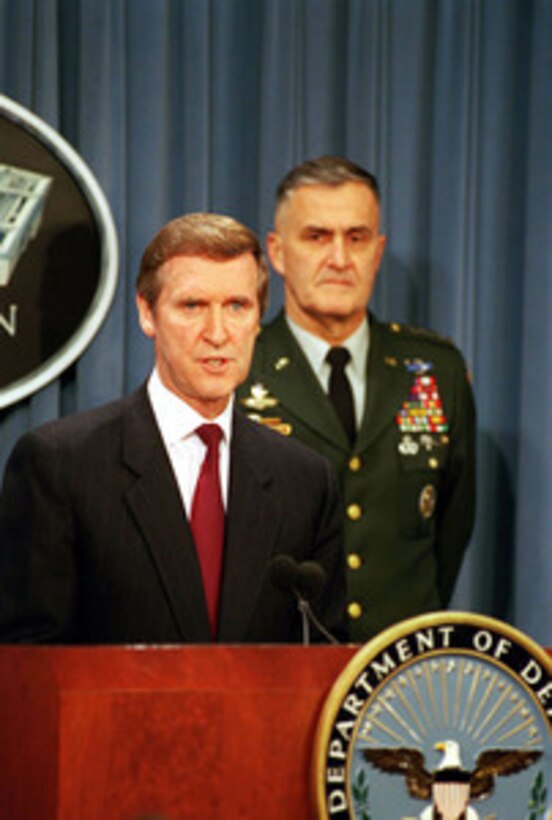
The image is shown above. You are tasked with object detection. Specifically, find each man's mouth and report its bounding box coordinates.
[319,274,354,287]
[199,357,231,371]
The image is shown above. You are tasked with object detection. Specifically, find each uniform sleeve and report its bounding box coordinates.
[0,432,77,642]
[435,357,476,604]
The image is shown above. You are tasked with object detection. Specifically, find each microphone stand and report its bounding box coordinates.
[296,593,340,646]
[297,597,311,646]
[268,554,341,646]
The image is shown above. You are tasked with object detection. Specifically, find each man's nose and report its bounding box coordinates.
[203,306,228,344]
[328,235,350,268]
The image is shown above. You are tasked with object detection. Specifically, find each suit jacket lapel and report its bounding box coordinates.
[121,387,212,642]
[217,413,281,642]
[256,314,350,451]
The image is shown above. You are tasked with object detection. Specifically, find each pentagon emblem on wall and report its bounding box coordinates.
[0,94,118,409]
[313,612,551,818]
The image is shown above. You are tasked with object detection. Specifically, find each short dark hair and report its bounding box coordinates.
[275,155,380,210]
[136,212,269,314]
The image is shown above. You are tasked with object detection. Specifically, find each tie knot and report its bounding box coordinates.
[196,424,223,449]
[326,346,351,371]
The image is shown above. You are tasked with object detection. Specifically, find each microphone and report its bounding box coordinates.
[295,560,326,601]
[269,554,299,593]
[268,555,340,646]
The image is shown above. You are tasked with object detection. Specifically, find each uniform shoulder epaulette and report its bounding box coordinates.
[385,321,457,349]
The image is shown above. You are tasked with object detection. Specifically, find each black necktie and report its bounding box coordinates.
[326,347,356,444]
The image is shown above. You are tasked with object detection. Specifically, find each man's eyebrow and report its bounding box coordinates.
[300,223,332,233]
[299,223,372,234]
[224,294,255,302]
[341,224,374,234]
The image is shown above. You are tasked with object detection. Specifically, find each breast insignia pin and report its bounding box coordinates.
[239,382,278,412]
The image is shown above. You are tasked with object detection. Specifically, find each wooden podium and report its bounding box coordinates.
[0,645,356,819]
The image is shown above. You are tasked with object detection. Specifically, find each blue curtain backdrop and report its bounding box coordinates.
[0,0,550,646]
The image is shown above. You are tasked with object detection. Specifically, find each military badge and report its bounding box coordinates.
[239,382,278,412]
[398,435,420,456]
[254,417,293,436]
[404,358,433,375]
[240,383,292,434]
[396,360,449,434]
[312,612,551,819]
[419,434,441,452]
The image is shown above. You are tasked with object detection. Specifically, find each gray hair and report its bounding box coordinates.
[275,155,380,209]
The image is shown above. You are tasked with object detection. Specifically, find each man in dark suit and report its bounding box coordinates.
[0,213,347,644]
[238,156,476,641]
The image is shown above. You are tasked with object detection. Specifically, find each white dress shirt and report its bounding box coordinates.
[147,369,233,514]
[285,315,369,428]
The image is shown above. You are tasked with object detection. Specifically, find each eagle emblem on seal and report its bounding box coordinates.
[363,738,542,819]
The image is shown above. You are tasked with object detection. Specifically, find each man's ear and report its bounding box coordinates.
[374,234,387,272]
[136,293,155,338]
[266,231,285,277]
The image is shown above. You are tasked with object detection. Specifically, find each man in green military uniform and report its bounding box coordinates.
[237,156,476,641]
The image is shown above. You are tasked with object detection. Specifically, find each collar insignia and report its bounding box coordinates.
[274,356,290,371]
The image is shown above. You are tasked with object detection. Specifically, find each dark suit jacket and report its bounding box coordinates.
[0,385,347,644]
[237,312,476,640]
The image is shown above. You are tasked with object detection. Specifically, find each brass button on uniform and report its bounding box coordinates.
[419,484,437,519]
[347,553,362,570]
[348,456,362,472]
[428,457,439,470]
[347,503,362,521]
[347,602,362,619]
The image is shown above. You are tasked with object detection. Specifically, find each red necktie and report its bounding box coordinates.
[190,424,225,639]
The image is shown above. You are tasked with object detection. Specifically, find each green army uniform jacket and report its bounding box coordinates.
[237,311,476,642]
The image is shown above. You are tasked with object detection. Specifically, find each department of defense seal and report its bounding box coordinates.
[313,612,551,819]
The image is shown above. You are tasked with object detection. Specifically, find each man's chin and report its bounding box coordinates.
[186,391,232,419]
[312,300,363,322]
[195,370,248,402]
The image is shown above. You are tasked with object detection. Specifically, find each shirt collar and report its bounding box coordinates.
[147,368,234,447]
[285,314,370,380]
